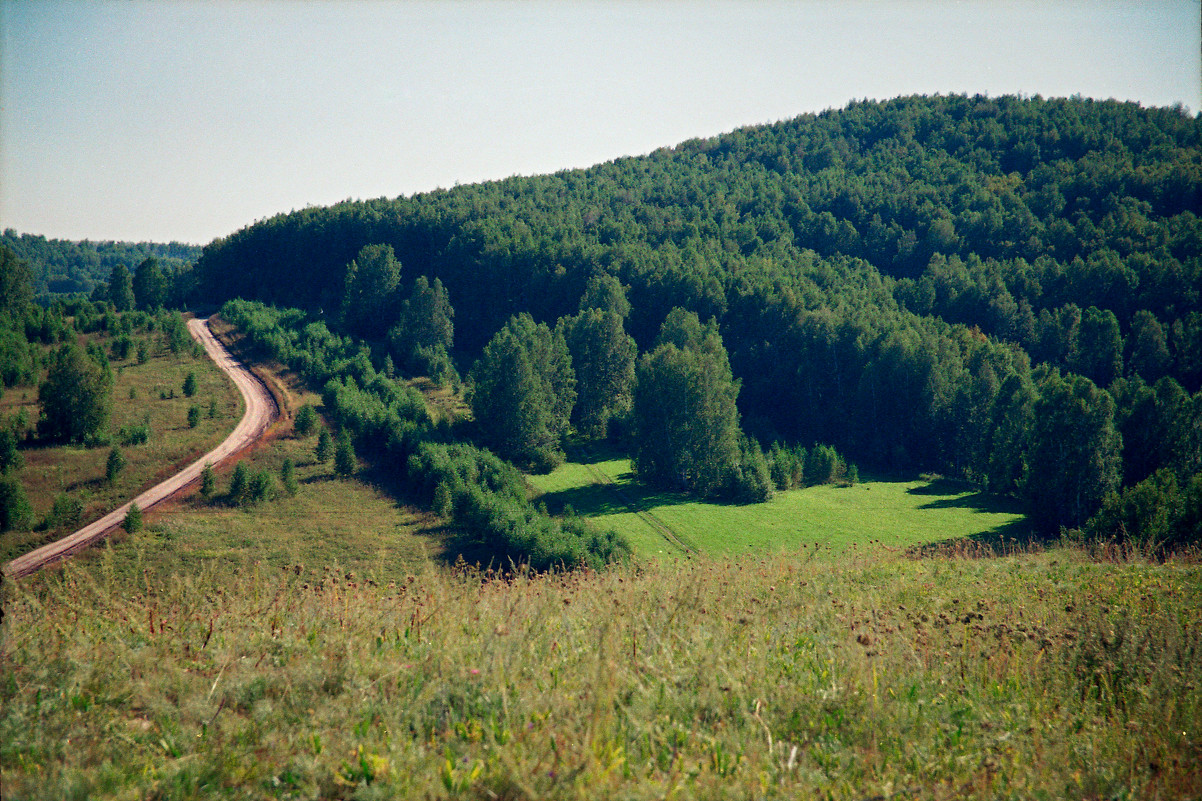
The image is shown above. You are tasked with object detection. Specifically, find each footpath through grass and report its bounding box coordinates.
[3,545,1199,799]
[528,451,1032,558]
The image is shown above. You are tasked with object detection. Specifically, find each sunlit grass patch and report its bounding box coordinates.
[528,454,1032,558]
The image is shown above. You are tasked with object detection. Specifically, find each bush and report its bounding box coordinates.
[805,444,841,486]
[187,405,201,428]
[182,371,197,397]
[248,469,277,504]
[105,446,126,483]
[122,502,142,533]
[334,430,356,477]
[1085,468,1201,552]
[0,428,22,474]
[294,404,318,436]
[315,429,333,463]
[0,476,33,532]
[47,493,83,530]
[200,462,215,500]
[228,462,249,506]
[118,423,151,446]
[110,335,133,360]
[280,458,298,496]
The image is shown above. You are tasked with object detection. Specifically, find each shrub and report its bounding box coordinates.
[0,476,32,531]
[228,462,249,506]
[47,493,83,529]
[110,335,133,360]
[118,422,151,446]
[0,428,22,474]
[200,462,215,500]
[280,458,298,496]
[334,431,356,477]
[248,469,277,504]
[315,429,333,463]
[122,502,142,533]
[294,404,318,436]
[105,446,126,483]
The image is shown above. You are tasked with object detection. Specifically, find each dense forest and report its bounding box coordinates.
[187,95,1202,547]
[0,229,200,298]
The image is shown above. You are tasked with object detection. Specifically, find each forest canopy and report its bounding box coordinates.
[184,94,1202,541]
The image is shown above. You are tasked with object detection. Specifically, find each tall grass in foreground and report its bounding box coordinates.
[2,545,1200,799]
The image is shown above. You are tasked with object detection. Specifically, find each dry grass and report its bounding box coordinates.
[3,544,1199,799]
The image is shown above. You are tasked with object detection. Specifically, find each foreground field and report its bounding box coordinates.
[2,545,1199,799]
[528,453,1032,557]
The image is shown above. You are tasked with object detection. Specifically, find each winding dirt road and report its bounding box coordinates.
[3,317,278,579]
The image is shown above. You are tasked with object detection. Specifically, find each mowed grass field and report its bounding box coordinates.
[528,451,1032,558]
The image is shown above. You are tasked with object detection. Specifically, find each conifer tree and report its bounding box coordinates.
[122,502,142,533]
[315,429,333,463]
[105,446,126,483]
[334,431,356,477]
[200,462,215,499]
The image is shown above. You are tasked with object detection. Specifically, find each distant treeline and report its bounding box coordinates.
[1,229,201,298]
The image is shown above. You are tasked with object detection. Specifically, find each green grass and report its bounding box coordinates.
[528,452,1032,558]
[3,545,1199,799]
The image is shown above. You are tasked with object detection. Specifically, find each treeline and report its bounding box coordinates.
[185,95,1202,548]
[219,299,630,570]
[1,229,200,298]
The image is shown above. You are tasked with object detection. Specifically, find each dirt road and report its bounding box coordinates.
[3,317,279,579]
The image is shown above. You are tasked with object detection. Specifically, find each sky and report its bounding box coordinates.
[1,1,1199,245]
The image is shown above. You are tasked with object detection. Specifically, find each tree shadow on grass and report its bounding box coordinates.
[902,476,1044,558]
[537,475,701,520]
[908,513,1043,559]
[914,491,1024,516]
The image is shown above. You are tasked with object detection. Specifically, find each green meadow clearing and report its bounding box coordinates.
[528,451,1032,558]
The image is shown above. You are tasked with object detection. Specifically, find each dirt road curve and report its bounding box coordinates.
[3,317,278,579]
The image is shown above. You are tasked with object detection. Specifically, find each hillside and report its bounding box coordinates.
[190,95,1202,544]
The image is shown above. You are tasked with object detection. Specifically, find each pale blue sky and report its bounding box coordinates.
[2,1,1199,244]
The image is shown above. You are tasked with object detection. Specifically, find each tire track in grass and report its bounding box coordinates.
[577,453,700,557]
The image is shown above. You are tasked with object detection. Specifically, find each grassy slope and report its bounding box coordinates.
[528,453,1032,558]
[88,322,449,587]
[2,545,1199,799]
[1,324,243,563]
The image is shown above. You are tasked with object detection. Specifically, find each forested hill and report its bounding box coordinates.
[192,94,1202,533]
[1,230,201,297]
